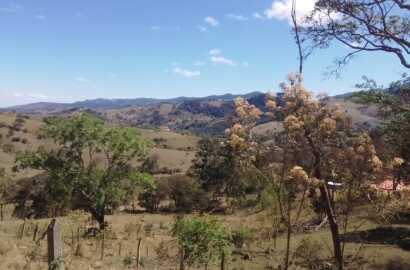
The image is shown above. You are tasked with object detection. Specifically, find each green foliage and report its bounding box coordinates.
[190,138,248,199]
[167,175,209,213]
[49,257,65,270]
[172,215,231,268]
[14,114,153,229]
[0,167,11,211]
[138,177,168,213]
[123,255,133,266]
[355,74,410,176]
[232,225,255,248]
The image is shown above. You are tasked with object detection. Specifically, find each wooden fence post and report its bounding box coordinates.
[100,233,105,260]
[32,223,39,242]
[136,237,142,268]
[221,250,225,270]
[47,219,64,270]
[179,248,185,270]
[19,218,27,239]
[118,242,122,256]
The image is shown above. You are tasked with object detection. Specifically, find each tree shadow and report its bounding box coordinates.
[341,226,410,251]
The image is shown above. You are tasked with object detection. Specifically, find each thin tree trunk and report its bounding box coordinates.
[319,185,343,270]
[0,203,3,221]
[306,132,343,270]
[284,195,292,270]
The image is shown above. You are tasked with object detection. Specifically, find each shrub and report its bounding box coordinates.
[172,215,231,268]
[2,144,14,153]
[123,255,133,266]
[11,137,21,142]
[232,225,255,248]
[21,138,28,144]
[168,175,209,213]
[138,177,169,213]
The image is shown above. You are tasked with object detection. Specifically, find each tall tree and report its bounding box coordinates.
[189,138,236,198]
[14,114,153,229]
[301,0,410,76]
[226,74,382,270]
[355,74,410,186]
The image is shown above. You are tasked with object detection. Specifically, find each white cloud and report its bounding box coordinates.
[264,0,315,25]
[210,56,236,66]
[171,62,179,66]
[243,61,250,67]
[173,68,200,78]
[12,93,53,100]
[197,25,208,32]
[253,12,266,20]
[193,61,206,66]
[209,48,221,55]
[151,26,181,31]
[226,14,248,21]
[36,14,46,20]
[27,94,49,99]
[204,16,219,27]
[75,77,90,82]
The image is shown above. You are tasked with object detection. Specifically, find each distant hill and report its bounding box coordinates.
[0,90,384,136]
[0,92,263,113]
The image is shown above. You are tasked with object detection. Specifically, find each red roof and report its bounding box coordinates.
[378,180,403,190]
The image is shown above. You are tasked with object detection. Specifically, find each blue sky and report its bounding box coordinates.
[0,0,406,107]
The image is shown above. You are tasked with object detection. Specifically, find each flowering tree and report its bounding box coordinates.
[226,73,383,270]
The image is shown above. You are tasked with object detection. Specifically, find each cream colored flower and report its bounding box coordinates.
[289,166,310,185]
[319,118,337,135]
[283,115,302,132]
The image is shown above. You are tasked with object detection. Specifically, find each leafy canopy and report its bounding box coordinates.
[14,114,153,228]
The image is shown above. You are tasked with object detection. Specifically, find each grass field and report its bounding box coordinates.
[0,112,197,179]
[0,203,409,270]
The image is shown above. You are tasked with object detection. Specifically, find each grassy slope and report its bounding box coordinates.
[0,113,198,180]
[0,204,408,270]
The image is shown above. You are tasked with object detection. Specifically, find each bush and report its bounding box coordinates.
[2,144,14,153]
[11,137,21,142]
[21,138,28,144]
[123,255,133,266]
[172,215,231,268]
[232,225,255,248]
[168,175,209,213]
[138,177,169,212]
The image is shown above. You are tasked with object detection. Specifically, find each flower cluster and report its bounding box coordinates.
[226,97,261,154]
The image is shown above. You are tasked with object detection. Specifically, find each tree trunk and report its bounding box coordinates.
[319,185,343,270]
[307,133,343,270]
[86,204,106,230]
[0,203,3,221]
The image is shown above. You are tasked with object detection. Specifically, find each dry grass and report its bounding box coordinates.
[0,206,409,270]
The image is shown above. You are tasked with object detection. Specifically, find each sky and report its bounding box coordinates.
[0,0,407,108]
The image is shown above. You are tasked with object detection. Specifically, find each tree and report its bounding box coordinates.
[189,138,236,197]
[355,74,410,187]
[172,215,231,270]
[301,0,410,75]
[14,114,153,229]
[226,74,382,270]
[0,167,11,221]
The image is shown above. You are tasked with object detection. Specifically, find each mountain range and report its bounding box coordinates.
[0,92,263,113]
